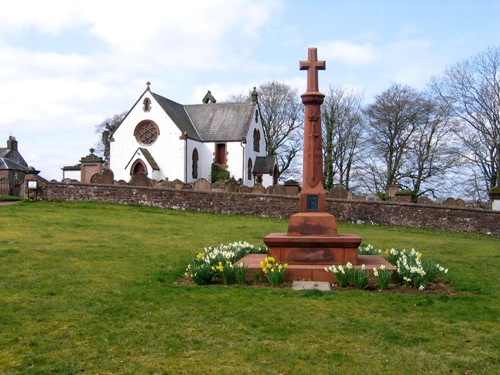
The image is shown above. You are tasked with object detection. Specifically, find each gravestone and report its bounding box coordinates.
[264,48,362,274]
[251,183,266,194]
[417,196,433,205]
[267,184,287,196]
[193,178,211,192]
[330,185,349,199]
[443,197,457,207]
[172,179,184,190]
[284,180,301,196]
[130,172,150,187]
[90,173,102,184]
[211,179,225,192]
[238,185,252,193]
[225,178,240,192]
[101,169,114,185]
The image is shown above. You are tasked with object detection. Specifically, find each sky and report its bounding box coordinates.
[1,0,499,181]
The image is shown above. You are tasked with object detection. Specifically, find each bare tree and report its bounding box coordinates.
[226,81,304,181]
[399,93,460,200]
[362,83,425,193]
[321,85,365,191]
[94,112,127,160]
[430,46,500,196]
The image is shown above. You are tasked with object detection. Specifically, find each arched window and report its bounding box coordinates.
[134,120,159,146]
[247,158,253,181]
[253,129,260,152]
[131,160,147,175]
[143,98,151,111]
[255,109,259,123]
[192,148,199,179]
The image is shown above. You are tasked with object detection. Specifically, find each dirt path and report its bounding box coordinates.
[0,201,21,206]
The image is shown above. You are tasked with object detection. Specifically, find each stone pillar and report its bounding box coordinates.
[80,148,104,184]
[489,187,500,211]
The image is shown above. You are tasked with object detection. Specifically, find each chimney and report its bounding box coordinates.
[7,136,17,151]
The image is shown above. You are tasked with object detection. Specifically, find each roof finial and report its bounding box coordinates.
[202,90,217,104]
[146,81,151,89]
[251,87,258,104]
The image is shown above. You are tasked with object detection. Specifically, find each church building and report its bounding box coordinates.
[109,83,277,186]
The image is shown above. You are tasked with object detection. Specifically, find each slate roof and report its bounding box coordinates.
[184,103,253,141]
[253,156,276,174]
[0,157,26,171]
[151,92,202,141]
[0,149,28,169]
[139,148,160,170]
[151,91,254,142]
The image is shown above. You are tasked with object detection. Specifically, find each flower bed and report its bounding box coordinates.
[184,242,448,290]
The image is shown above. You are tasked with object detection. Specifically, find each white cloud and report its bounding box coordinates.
[320,40,375,65]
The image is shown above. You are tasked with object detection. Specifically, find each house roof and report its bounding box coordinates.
[151,91,254,142]
[0,157,26,171]
[0,148,28,168]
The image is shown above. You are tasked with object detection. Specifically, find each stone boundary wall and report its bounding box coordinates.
[32,180,500,237]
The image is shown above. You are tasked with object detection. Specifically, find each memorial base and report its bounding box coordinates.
[264,232,362,265]
[235,254,395,282]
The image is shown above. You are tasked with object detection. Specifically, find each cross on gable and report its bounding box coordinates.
[300,48,326,92]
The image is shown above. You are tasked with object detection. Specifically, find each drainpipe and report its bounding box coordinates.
[241,136,246,185]
[183,132,188,183]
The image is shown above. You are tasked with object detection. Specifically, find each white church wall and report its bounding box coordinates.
[241,112,274,187]
[110,91,185,182]
[186,140,213,183]
[226,141,244,182]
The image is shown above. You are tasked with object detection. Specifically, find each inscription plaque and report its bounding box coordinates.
[306,195,319,211]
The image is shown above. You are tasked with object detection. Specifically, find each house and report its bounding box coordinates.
[0,136,28,196]
[109,83,277,186]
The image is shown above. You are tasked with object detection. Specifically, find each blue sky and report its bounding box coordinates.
[1,0,499,181]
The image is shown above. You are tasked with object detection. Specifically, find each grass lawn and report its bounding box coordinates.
[0,201,498,374]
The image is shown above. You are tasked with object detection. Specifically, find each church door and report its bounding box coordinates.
[215,143,227,167]
[132,160,147,175]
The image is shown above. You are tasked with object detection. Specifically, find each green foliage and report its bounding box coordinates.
[235,263,249,285]
[324,264,349,287]
[373,265,393,290]
[0,195,22,201]
[345,263,370,290]
[210,163,230,183]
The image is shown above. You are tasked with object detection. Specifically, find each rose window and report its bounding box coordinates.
[134,121,159,146]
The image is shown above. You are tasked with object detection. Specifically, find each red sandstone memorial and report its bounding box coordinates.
[262,47,363,280]
[239,47,392,281]
[263,47,362,269]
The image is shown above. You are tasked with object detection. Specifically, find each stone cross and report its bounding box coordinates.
[300,48,326,92]
[298,48,326,213]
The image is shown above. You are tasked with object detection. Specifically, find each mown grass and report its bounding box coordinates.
[0,201,498,374]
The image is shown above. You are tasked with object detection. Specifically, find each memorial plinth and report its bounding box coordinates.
[262,48,362,279]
